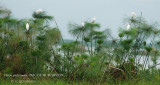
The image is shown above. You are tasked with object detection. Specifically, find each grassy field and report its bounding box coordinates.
[1,79,160,85]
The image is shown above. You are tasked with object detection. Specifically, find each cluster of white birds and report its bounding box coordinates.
[126,12,136,30]
[81,17,96,27]
[81,12,135,31]
[26,11,136,31]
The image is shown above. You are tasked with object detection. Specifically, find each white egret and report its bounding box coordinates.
[126,23,130,30]
[131,12,136,18]
[82,22,85,27]
[26,23,29,31]
[36,9,43,14]
[92,17,96,23]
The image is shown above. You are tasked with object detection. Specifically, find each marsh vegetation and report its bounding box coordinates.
[0,7,160,85]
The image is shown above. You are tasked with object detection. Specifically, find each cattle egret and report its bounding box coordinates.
[26,23,29,31]
[36,9,43,14]
[131,12,136,18]
[126,23,130,30]
[82,22,85,27]
[92,17,96,23]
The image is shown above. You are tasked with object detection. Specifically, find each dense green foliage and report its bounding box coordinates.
[0,7,61,74]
